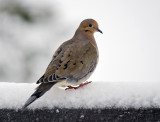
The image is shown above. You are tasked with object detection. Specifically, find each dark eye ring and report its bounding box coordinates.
[88,24,93,27]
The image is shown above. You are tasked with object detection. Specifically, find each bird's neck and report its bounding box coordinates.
[74,29,98,49]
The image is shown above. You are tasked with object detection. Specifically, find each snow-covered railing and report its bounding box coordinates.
[0,81,160,109]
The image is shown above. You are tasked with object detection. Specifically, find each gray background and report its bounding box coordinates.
[0,0,160,83]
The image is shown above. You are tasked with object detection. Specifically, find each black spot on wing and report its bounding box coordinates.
[57,48,62,54]
[64,64,68,70]
[59,59,63,63]
[63,61,70,70]
[80,61,84,64]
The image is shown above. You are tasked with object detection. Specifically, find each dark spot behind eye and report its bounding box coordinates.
[68,54,71,57]
[73,63,76,65]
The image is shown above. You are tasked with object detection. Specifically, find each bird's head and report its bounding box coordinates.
[79,19,103,34]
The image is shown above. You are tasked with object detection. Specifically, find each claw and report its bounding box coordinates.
[65,81,92,90]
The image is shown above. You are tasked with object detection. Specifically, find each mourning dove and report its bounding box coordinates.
[23,19,102,108]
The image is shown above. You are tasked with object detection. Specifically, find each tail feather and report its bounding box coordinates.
[23,82,56,108]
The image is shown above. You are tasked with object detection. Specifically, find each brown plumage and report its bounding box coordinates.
[23,19,102,108]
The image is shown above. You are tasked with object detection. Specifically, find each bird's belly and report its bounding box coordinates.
[56,62,97,88]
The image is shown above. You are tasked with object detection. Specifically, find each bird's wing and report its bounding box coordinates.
[37,39,98,84]
[36,41,70,84]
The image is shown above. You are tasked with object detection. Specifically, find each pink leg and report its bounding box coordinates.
[65,81,92,90]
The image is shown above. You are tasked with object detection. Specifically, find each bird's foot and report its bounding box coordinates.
[65,81,92,90]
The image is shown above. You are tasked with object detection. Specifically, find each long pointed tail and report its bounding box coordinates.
[23,82,56,108]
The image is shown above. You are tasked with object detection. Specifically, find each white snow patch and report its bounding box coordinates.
[0,82,160,109]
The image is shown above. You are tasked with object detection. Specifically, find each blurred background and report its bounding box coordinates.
[0,0,160,83]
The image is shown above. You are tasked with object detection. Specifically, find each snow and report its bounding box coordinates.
[0,82,160,109]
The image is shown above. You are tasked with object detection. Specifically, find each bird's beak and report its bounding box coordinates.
[96,28,103,34]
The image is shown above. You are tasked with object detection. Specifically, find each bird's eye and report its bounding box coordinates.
[88,24,93,27]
